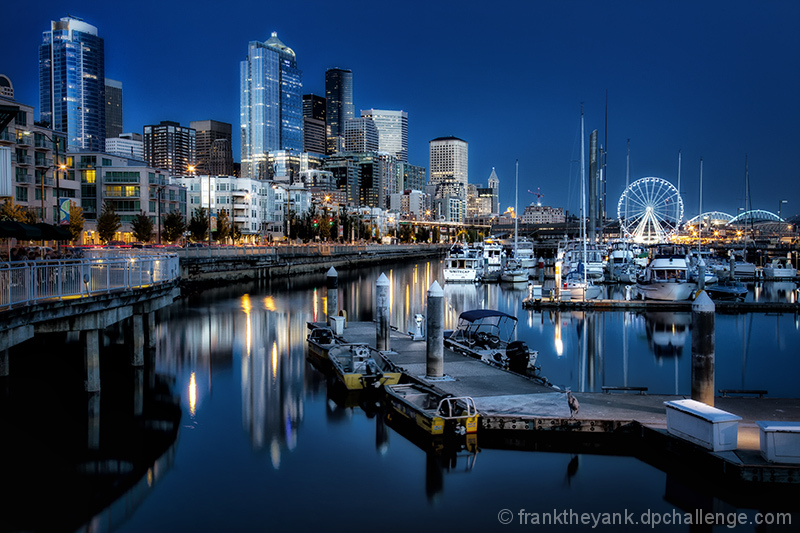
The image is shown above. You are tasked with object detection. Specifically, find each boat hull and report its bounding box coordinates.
[384,383,479,435]
[636,281,697,301]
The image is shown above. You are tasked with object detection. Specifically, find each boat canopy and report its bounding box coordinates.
[458,309,517,323]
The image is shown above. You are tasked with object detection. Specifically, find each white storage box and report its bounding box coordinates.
[757,421,800,464]
[664,399,741,452]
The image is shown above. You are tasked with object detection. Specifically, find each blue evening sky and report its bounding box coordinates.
[3,0,798,220]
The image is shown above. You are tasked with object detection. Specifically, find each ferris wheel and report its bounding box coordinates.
[617,177,683,244]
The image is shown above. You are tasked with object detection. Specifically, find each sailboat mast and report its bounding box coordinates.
[698,158,703,252]
[514,159,519,254]
[677,150,681,230]
[581,105,587,286]
[625,139,630,236]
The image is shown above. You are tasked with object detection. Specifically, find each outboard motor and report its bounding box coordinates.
[506,340,530,373]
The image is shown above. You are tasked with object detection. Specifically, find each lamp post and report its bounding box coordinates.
[779,199,788,242]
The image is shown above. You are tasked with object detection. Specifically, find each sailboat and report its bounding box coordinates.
[732,157,757,278]
[501,160,529,284]
[563,107,601,300]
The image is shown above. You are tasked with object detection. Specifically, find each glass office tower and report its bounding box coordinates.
[39,16,105,152]
[325,68,353,154]
[240,32,303,179]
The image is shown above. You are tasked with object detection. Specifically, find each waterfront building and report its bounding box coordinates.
[66,151,186,243]
[172,174,264,239]
[190,120,234,176]
[344,117,379,153]
[39,16,105,152]
[361,109,408,162]
[0,90,72,223]
[522,204,565,224]
[143,121,196,175]
[0,74,13,98]
[325,68,353,155]
[302,94,327,155]
[105,133,143,161]
[240,32,303,179]
[104,79,123,140]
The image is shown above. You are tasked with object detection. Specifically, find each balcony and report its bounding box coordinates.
[35,157,53,168]
[15,174,32,184]
[13,154,33,166]
[35,176,55,186]
[16,135,32,146]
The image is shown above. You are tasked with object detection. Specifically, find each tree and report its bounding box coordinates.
[97,202,121,244]
[215,209,231,242]
[0,200,23,221]
[68,202,85,242]
[162,210,186,243]
[231,224,243,244]
[188,207,208,242]
[131,211,154,242]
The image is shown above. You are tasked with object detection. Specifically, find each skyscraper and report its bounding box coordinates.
[429,136,468,187]
[39,16,105,152]
[143,121,196,175]
[344,117,379,152]
[191,120,233,176]
[302,94,327,155]
[240,32,303,179]
[429,136,468,222]
[105,79,123,140]
[361,109,408,162]
[325,68,353,154]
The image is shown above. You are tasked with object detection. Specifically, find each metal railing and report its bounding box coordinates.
[0,254,180,310]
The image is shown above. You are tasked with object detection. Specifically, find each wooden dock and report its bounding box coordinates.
[312,320,800,490]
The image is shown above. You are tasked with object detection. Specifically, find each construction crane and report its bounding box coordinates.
[527,188,543,207]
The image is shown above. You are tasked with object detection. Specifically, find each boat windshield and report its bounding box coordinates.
[449,310,518,345]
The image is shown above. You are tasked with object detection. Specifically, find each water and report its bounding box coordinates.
[2,259,799,532]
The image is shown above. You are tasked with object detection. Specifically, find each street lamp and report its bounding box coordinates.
[779,199,788,242]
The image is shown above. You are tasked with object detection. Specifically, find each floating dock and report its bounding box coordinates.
[309,320,800,494]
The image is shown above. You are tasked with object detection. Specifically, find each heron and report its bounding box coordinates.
[566,389,579,419]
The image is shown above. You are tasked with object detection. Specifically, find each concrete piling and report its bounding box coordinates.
[376,273,390,351]
[426,280,444,379]
[83,329,101,392]
[326,267,338,320]
[691,290,715,405]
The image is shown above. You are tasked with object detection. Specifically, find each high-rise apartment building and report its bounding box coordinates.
[361,109,408,162]
[39,16,105,152]
[190,120,233,176]
[143,121,196,175]
[105,79,123,139]
[344,118,379,153]
[325,68,353,154]
[240,32,303,179]
[302,94,327,155]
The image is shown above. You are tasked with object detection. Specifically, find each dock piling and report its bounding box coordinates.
[376,273,390,351]
[326,267,338,320]
[691,290,715,405]
[426,281,444,379]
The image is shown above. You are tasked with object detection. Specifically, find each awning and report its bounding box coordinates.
[0,221,42,240]
[34,223,72,241]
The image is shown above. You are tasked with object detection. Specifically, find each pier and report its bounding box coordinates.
[309,314,800,495]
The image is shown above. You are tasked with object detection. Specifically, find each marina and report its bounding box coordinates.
[2,256,800,531]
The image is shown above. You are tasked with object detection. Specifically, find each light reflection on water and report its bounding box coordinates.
[107,258,800,531]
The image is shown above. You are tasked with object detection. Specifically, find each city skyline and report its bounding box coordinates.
[4,1,799,220]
